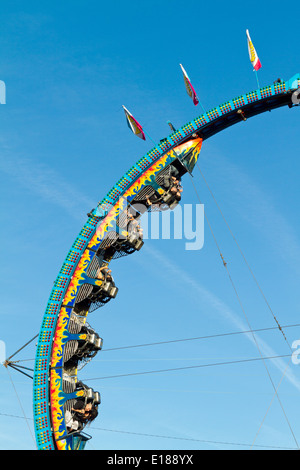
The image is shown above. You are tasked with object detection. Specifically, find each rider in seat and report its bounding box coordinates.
[65,381,100,434]
[161,164,183,205]
[127,212,143,240]
[65,399,98,433]
[96,264,113,282]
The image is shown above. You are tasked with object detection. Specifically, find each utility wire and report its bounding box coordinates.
[196,164,290,349]
[188,174,299,449]
[84,353,291,381]
[90,425,297,450]
[8,322,300,361]
[5,322,300,368]
[102,323,300,352]
[5,334,38,363]
[5,367,36,449]
[0,412,294,450]
[194,164,298,447]
[251,355,293,449]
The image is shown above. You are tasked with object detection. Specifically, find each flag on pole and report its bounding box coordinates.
[179,64,199,106]
[246,29,262,71]
[122,105,146,140]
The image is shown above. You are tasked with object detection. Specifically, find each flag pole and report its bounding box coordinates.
[246,29,262,90]
[254,70,260,89]
[198,100,206,114]
[143,129,157,145]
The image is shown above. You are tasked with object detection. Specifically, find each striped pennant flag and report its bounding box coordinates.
[246,29,262,71]
[122,105,146,140]
[180,64,199,106]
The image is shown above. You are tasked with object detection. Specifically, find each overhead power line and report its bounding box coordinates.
[188,171,299,449]
[90,425,297,450]
[196,164,290,349]
[0,412,295,450]
[84,353,291,381]
[102,323,300,352]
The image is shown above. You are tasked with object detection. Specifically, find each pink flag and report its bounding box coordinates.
[122,105,146,140]
[246,29,262,71]
[180,64,199,106]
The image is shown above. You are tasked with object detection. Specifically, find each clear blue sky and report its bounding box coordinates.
[1,0,300,451]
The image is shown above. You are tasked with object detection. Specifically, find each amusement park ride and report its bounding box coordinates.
[30,72,300,450]
[3,44,300,449]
